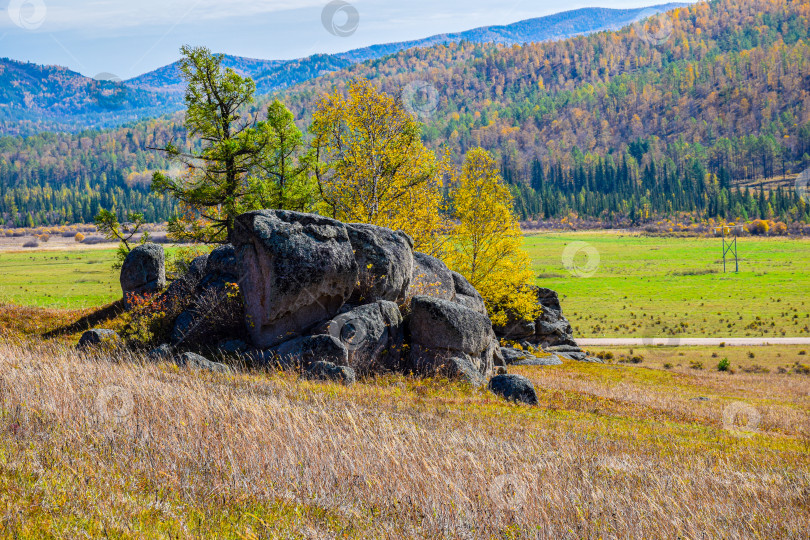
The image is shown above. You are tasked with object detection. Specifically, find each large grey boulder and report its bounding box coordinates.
[318,300,405,373]
[408,296,497,386]
[407,252,455,302]
[120,243,165,305]
[451,271,487,316]
[232,210,359,348]
[488,374,538,405]
[346,223,414,303]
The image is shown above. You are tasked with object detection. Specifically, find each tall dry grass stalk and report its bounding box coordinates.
[1,339,809,537]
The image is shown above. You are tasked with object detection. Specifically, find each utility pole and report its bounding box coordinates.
[714,225,741,273]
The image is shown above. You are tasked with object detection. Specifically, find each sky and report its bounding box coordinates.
[1,0,680,79]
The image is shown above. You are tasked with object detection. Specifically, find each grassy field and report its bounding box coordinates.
[1,338,808,538]
[0,249,120,309]
[1,232,809,338]
[525,231,810,338]
[0,237,808,537]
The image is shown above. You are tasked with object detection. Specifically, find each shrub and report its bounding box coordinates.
[74,232,85,242]
[717,358,731,372]
[690,361,704,370]
[746,219,770,235]
[166,244,212,279]
[22,239,39,248]
[663,363,673,369]
[792,363,810,375]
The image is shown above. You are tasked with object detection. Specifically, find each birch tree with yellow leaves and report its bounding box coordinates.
[444,147,539,325]
[310,79,446,255]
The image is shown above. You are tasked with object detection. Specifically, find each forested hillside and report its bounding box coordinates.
[1,0,808,227]
[0,58,177,136]
[280,0,810,223]
[1,5,678,137]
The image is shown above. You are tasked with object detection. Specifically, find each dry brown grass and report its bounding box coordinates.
[1,338,809,538]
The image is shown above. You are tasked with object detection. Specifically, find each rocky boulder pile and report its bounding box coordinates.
[82,209,595,397]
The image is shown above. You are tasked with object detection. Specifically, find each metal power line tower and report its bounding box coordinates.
[714,225,742,273]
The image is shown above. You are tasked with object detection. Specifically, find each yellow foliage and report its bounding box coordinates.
[442,148,539,325]
[311,79,446,255]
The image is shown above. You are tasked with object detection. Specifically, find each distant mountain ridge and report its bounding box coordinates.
[0,3,684,135]
[335,4,686,63]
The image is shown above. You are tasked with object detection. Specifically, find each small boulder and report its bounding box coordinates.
[77,328,121,350]
[174,352,231,373]
[170,310,197,346]
[258,334,349,368]
[513,355,563,366]
[120,243,166,306]
[147,343,173,361]
[407,252,455,301]
[533,287,577,348]
[233,210,358,348]
[500,347,562,366]
[305,361,356,386]
[488,374,538,405]
[217,339,247,355]
[346,223,414,303]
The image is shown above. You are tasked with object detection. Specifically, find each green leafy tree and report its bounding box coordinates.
[94,208,150,269]
[151,46,268,244]
[249,99,315,212]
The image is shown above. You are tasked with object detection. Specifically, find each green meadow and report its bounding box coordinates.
[0,249,121,309]
[525,231,810,338]
[1,232,809,338]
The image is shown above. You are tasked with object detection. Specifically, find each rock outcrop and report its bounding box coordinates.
[120,243,165,306]
[233,210,358,348]
[112,209,585,384]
